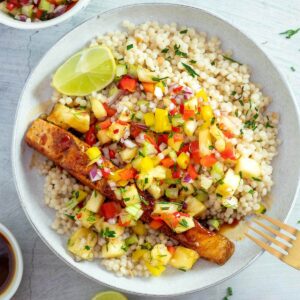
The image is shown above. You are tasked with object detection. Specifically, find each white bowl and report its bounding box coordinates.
[0,223,23,300]
[12,3,300,297]
[0,0,90,30]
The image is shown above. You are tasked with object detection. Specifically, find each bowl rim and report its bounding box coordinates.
[0,0,90,30]
[0,223,24,299]
[11,2,300,297]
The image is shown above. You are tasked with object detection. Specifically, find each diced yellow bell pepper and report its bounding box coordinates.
[177,152,190,169]
[132,220,147,236]
[86,147,101,161]
[168,134,184,152]
[132,249,149,262]
[145,261,166,276]
[154,108,171,133]
[140,157,154,173]
[196,88,208,102]
[201,105,214,122]
[144,112,155,127]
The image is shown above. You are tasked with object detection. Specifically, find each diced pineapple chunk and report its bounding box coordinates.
[65,190,88,209]
[200,174,213,190]
[216,169,240,197]
[152,201,180,215]
[235,157,261,179]
[122,184,141,206]
[90,98,107,119]
[169,246,199,271]
[85,190,104,213]
[101,238,125,258]
[177,152,190,169]
[107,122,129,142]
[180,183,195,196]
[145,262,166,276]
[151,244,172,266]
[144,112,155,127]
[173,215,195,233]
[67,227,97,260]
[47,103,90,133]
[154,108,171,133]
[149,165,167,179]
[147,183,164,199]
[211,162,224,182]
[132,156,143,171]
[119,147,138,163]
[184,97,198,111]
[168,135,184,151]
[140,142,158,156]
[132,220,147,236]
[96,129,112,145]
[184,196,206,217]
[221,196,238,209]
[136,173,153,190]
[198,128,212,156]
[101,222,125,238]
[210,124,224,140]
[125,203,144,221]
[118,210,137,227]
[137,66,156,83]
[77,208,98,229]
[118,109,133,122]
[184,120,197,136]
[132,249,149,262]
[140,156,154,173]
[200,105,213,122]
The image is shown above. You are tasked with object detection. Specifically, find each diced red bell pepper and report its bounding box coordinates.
[102,103,117,117]
[173,133,183,143]
[142,82,155,93]
[222,130,235,139]
[149,219,164,230]
[98,119,112,130]
[200,154,217,167]
[220,143,236,160]
[118,75,137,92]
[119,168,137,180]
[85,125,97,146]
[101,202,121,220]
[172,126,181,133]
[187,164,198,180]
[117,120,128,126]
[161,157,175,168]
[66,1,77,11]
[100,168,111,179]
[169,108,178,116]
[157,134,168,145]
[177,143,190,155]
[6,2,15,11]
[109,149,116,159]
[161,213,179,228]
[130,125,143,138]
[118,218,131,227]
[35,9,43,19]
[145,134,158,150]
[173,86,183,94]
[167,246,176,255]
[179,103,185,114]
[190,141,201,164]
[183,109,195,120]
[172,167,181,179]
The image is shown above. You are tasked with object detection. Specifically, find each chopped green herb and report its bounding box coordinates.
[178,267,187,272]
[239,171,243,178]
[210,117,216,125]
[216,193,223,197]
[182,63,199,78]
[252,177,262,182]
[223,55,241,65]
[190,60,197,64]
[180,29,188,34]
[84,245,91,250]
[297,220,300,224]
[161,48,169,53]
[87,215,96,223]
[280,28,300,39]
[138,151,145,157]
[118,57,124,61]
[161,207,170,210]
[248,189,254,195]
[152,76,169,82]
[126,44,134,50]
[179,219,189,228]
[101,228,116,238]
[123,197,130,202]
[64,213,75,221]
[174,44,188,58]
[211,61,215,66]
[141,242,153,250]
[121,245,129,252]
[235,110,239,117]
[208,145,214,150]
[291,66,296,72]
[145,178,149,184]
[182,186,188,191]
[231,91,237,96]
[240,129,244,135]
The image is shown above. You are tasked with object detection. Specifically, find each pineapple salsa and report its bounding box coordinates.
[38,21,279,277]
[0,0,78,22]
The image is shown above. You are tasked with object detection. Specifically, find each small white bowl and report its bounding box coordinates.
[0,223,23,300]
[0,0,90,30]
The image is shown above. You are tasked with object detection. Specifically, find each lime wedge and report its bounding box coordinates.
[91,291,128,300]
[52,46,116,96]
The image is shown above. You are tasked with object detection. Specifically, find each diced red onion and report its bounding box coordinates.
[183,174,193,183]
[102,148,109,159]
[96,157,104,166]
[33,0,39,5]
[18,15,28,22]
[89,167,102,182]
[159,143,167,152]
[108,90,125,105]
[53,5,67,17]
[124,139,137,148]
[135,132,145,144]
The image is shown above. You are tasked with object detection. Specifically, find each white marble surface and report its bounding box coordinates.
[0,0,300,299]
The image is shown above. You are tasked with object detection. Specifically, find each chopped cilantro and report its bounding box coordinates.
[101,228,116,238]
[138,151,145,157]
[161,48,169,53]
[291,66,296,72]
[123,197,130,202]
[87,215,96,223]
[231,91,237,96]
[210,117,216,125]
[152,76,169,82]
[190,59,197,64]
[126,44,134,50]
[280,28,300,39]
[182,63,199,77]
[145,177,149,184]
[64,213,75,221]
[121,245,129,252]
[174,44,188,58]
[227,287,233,296]
[84,245,90,250]
[252,177,262,182]
[223,55,241,65]
[179,219,189,228]
[180,29,188,34]
[248,189,254,195]
[297,220,300,224]
[209,145,214,150]
[178,267,187,272]
[216,193,223,197]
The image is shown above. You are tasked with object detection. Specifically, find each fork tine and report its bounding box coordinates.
[248,225,290,251]
[245,232,284,259]
[259,214,297,235]
[253,219,293,243]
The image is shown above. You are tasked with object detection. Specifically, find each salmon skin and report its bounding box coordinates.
[25,118,235,265]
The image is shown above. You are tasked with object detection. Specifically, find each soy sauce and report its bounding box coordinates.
[0,233,15,295]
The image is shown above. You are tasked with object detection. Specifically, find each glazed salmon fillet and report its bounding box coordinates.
[25,118,234,265]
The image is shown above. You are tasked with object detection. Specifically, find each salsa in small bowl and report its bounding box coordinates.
[0,0,90,29]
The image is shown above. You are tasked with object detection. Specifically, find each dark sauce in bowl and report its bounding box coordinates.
[0,232,15,295]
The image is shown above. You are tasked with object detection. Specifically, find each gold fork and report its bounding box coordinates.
[245,214,300,270]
